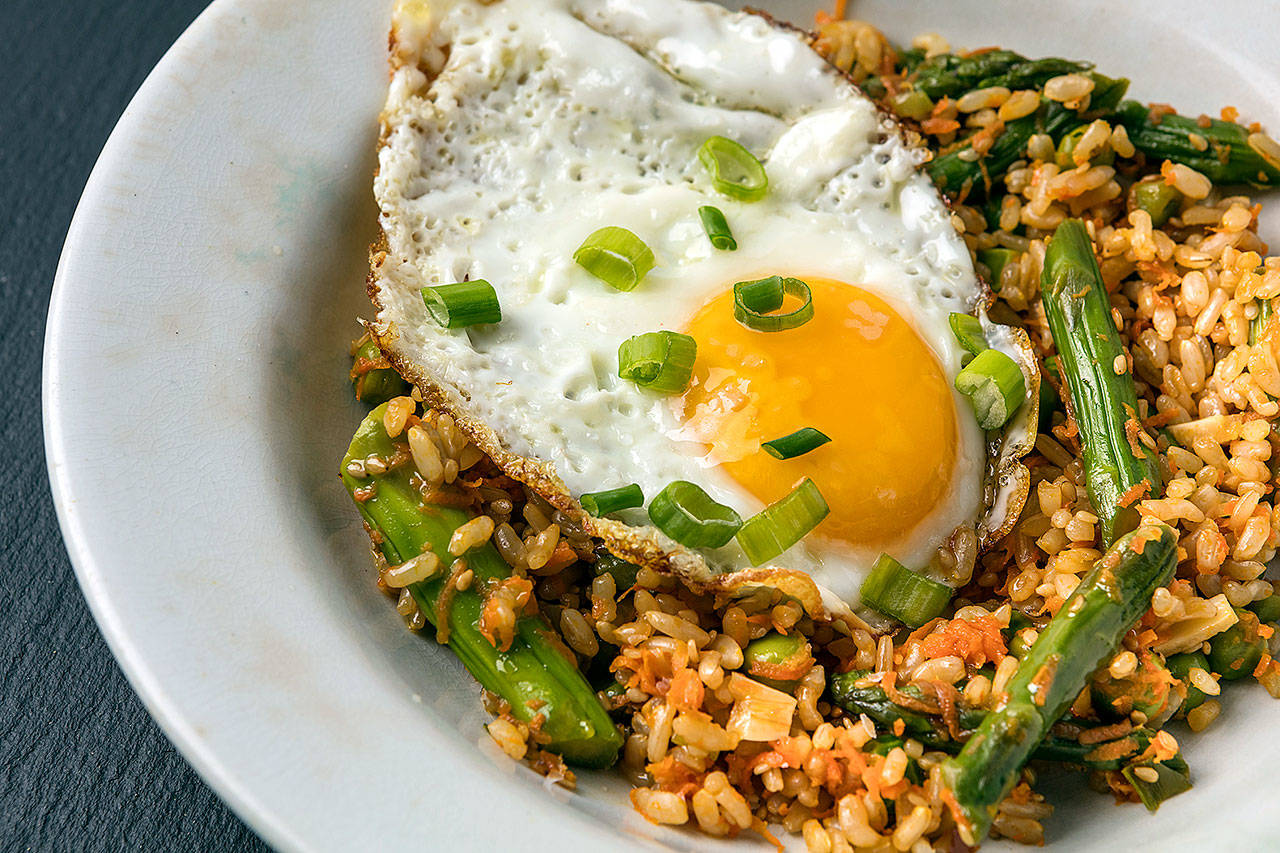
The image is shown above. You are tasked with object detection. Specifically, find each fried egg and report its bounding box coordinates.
[370,0,1037,621]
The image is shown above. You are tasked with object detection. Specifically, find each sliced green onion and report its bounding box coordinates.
[736,478,829,565]
[617,331,696,394]
[1251,296,1274,345]
[1133,180,1181,228]
[859,553,952,627]
[761,427,830,460]
[1121,762,1192,812]
[733,275,814,332]
[573,226,656,292]
[698,136,768,202]
[648,480,742,548]
[889,89,934,121]
[948,312,986,356]
[698,206,737,251]
[421,280,502,328]
[976,248,1019,291]
[580,484,643,516]
[954,348,1026,430]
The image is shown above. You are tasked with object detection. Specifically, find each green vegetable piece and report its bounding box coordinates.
[1248,593,1280,624]
[1037,356,1062,433]
[1090,650,1183,726]
[617,331,696,394]
[860,553,953,627]
[744,632,814,689]
[698,135,769,202]
[890,89,934,121]
[1115,99,1280,187]
[1041,219,1162,544]
[574,226,657,292]
[938,524,1179,846]
[1166,651,1211,716]
[859,75,887,99]
[341,405,622,768]
[1251,297,1275,346]
[1122,762,1193,813]
[948,312,986,356]
[350,337,410,406]
[697,205,737,251]
[1055,124,1114,169]
[648,480,742,548]
[827,670,1180,770]
[927,114,1038,197]
[761,427,830,460]
[580,484,643,516]
[1008,626,1037,658]
[1208,609,1266,681]
[896,46,927,73]
[736,478,829,565]
[593,550,639,591]
[910,51,1088,100]
[977,248,1019,291]
[421,280,503,328]
[1133,179,1181,228]
[733,275,815,332]
[954,348,1026,430]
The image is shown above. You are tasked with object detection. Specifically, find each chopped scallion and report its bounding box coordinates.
[859,553,952,627]
[617,331,697,394]
[1133,180,1181,228]
[580,484,644,516]
[948,312,986,356]
[761,427,830,460]
[954,348,1026,430]
[976,248,1019,290]
[736,478,829,565]
[733,275,814,332]
[1251,297,1274,345]
[573,226,656,292]
[698,136,768,202]
[421,280,502,329]
[648,480,742,548]
[698,205,737,251]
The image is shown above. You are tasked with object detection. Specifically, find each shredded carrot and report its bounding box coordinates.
[917,615,1008,666]
[921,117,961,135]
[1117,479,1152,509]
[543,539,578,574]
[1254,653,1274,678]
[667,668,705,713]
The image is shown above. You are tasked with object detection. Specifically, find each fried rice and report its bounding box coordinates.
[346,8,1280,851]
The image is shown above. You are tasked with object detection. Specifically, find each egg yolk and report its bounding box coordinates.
[674,278,958,551]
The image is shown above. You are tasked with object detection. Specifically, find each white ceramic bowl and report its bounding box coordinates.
[44,1,1280,849]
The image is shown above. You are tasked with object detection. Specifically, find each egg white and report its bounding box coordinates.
[373,0,1031,607]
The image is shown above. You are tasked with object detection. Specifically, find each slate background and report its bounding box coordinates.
[1,1,266,849]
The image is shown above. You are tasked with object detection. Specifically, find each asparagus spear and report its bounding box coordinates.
[910,51,1090,100]
[1040,219,1162,544]
[827,671,1181,771]
[938,523,1179,845]
[927,114,1038,197]
[925,71,1129,197]
[341,404,622,768]
[1115,99,1280,187]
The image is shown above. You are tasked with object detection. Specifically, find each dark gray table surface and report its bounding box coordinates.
[2,0,267,849]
